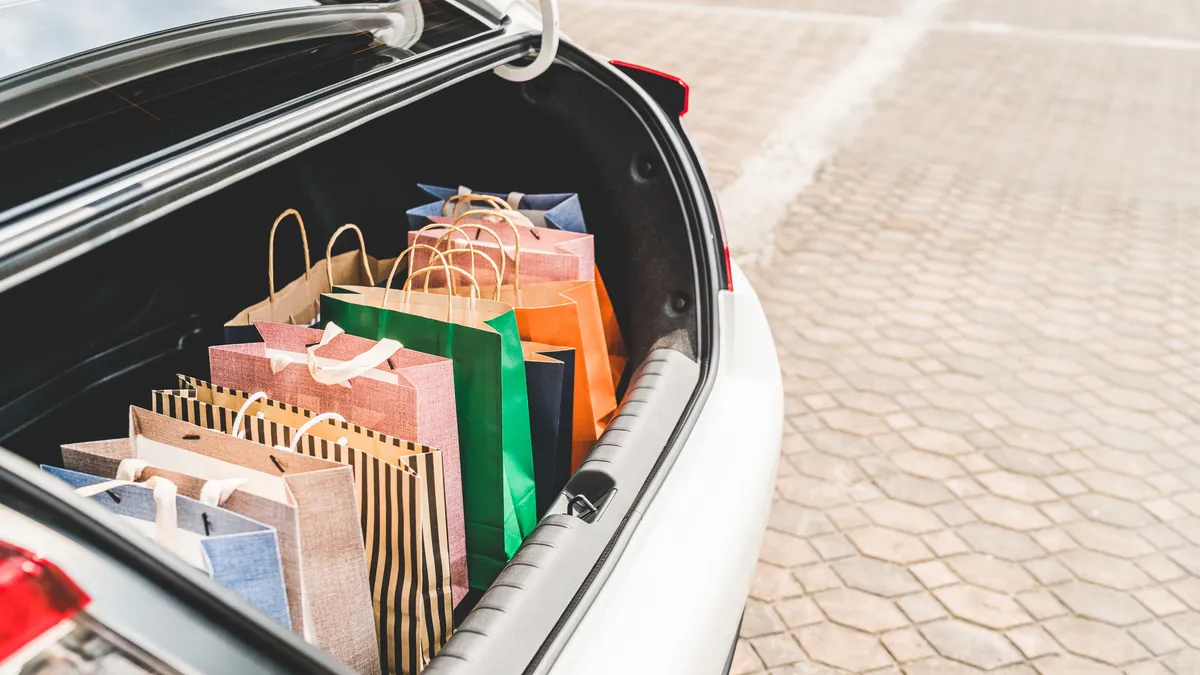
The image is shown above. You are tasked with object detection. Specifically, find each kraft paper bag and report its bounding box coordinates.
[61,407,381,675]
[224,214,398,343]
[44,466,291,630]
[153,378,453,671]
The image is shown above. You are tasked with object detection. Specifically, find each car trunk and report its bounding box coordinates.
[0,57,708,673]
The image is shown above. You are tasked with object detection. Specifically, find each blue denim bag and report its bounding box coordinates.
[405,184,588,233]
[43,465,291,629]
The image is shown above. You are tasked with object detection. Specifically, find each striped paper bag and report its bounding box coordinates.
[153,379,452,672]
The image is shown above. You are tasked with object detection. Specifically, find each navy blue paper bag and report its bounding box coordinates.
[523,342,576,517]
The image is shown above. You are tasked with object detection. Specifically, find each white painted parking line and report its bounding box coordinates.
[715,0,955,266]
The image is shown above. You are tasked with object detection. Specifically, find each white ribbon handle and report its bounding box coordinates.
[76,474,181,555]
[279,412,347,453]
[269,322,401,389]
[115,458,244,506]
[231,391,270,439]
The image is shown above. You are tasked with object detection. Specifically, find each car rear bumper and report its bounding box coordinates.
[552,260,782,674]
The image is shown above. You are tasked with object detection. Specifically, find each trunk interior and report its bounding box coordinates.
[0,61,704,671]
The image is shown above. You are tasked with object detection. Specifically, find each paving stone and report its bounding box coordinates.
[795,623,893,672]
[902,427,974,456]
[1032,528,1080,553]
[1076,470,1159,502]
[910,560,959,589]
[1031,654,1121,675]
[1135,587,1189,617]
[1016,590,1069,620]
[847,526,935,564]
[831,557,923,597]
[898,592,950,624]
[1164,612,1200,648]
[810,533,856,560]
[770,501,838,538]
[1168,548,1200,576]
[902,657,985,675]
[1065,521,1156,558]
[946,553,1039,594]
[1138,554,1188,583]
[958,523,1047,561]
[742,600,788,638]
[1144,498,1188,522]
[977,471,1060,504]
[860,500,945,534]
[996,426,1071,454]
[825,505,870,530]
[935,584,1032,630]
[924,531,970,557]
[778,475,854,509]
[891,450,966,480]
[920,619,1023,669]
[1057,549,1153,590]
[751,632,807,668]
[947,477,988,499]
[789,451,867,484]
[1046,475,1089,497]
[812,588,908,633]
[1052,582,1154,626]
[752,562,808,602]
[875,473,955,506]
[1168,578,1200,612]
[731,639,766,675]
[821,408,891,436]
[1025,558,1074,585]
[759,531,821,568]
[1123,660,1173,675]
[1162,649,1200,675]
[1044,616,1149,665]
[1006,624,1061,659]
[988,448,1065,477]
[774,597,825,629]
[1069,493,1158,528]
[1129,621,1187,656]
[934,502,978,527]
[794,564,842,594]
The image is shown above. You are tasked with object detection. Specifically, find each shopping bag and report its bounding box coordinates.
[405,184,586,233]
[60,407,382,675]
[410,210,628,388]
[152,377,454,664]
[409,210,594,287]
[224,212,398,343]
[415,223,619,471]
[208,320,466,604]
[322,248,537,589]
[522,343,575,517]
[44,465,292,630]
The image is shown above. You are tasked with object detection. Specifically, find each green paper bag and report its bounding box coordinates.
[322,283,536,589]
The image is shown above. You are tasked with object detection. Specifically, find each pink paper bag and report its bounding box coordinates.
[408,215,594,287]
[209,321,468,604]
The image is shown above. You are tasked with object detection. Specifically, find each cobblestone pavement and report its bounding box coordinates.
[569,0,1200,673]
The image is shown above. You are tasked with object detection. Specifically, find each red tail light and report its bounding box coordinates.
[0,541,90,662]
[610,61,689,118]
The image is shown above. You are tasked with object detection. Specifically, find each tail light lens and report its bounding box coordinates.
[0,541,89,663]
[1,540,173,674]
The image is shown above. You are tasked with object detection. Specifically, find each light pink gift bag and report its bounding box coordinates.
[209,321,468,605]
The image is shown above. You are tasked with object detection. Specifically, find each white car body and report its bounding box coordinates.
[556,261,782,674]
